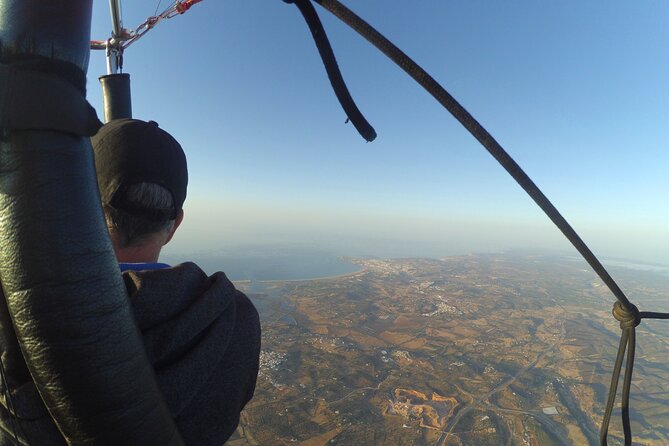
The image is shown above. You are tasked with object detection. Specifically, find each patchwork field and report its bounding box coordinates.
[228,253,669,446]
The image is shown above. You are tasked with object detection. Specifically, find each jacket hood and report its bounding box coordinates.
[124,262,238,417]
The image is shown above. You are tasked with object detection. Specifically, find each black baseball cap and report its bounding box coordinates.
[91,119,188,219]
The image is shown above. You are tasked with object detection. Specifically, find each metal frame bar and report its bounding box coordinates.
[109,0,123,39]
[106,0,124,74]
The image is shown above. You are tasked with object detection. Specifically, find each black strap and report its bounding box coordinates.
[284,0,376,142]
[0,64,101,136]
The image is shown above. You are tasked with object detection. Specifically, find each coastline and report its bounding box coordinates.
[246,265,366,284]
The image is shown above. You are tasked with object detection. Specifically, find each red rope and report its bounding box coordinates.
[175,0,203,14]
[91,0,205,50]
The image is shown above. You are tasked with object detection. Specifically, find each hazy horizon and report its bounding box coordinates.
[163,199,669,269]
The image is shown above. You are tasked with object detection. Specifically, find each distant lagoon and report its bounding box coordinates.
[601,258,669,274]
[564,255,669,276]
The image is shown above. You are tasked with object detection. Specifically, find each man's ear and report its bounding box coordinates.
[164,209,184,245]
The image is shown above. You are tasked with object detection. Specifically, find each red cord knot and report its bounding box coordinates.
[176,0,203,14]
[612,301,641,329]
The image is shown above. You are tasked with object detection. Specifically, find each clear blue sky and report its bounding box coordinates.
[87,1,669,264]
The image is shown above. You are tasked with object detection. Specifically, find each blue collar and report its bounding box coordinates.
[119,262,171,272]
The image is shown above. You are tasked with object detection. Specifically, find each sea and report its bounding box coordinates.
[162,244,361,281]
[164,247,669,282]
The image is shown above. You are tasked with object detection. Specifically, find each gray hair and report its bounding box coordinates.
[104,182,176,248]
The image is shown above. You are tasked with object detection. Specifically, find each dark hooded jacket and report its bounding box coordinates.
[0,262,260,445]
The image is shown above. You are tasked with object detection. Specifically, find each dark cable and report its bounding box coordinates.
[284,0,376,141]
[0,359,22,445]
[599,303,669,445]
[287,0,669,443]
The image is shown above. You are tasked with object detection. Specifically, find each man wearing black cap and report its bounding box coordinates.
[91,119,261,445]
[92,118,189,268]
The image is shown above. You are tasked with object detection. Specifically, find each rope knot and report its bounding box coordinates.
[612,301,640,329]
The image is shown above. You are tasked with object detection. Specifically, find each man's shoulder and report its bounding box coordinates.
[205,270,260,329]
[124,261,258,328]
[122,261,213,291]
